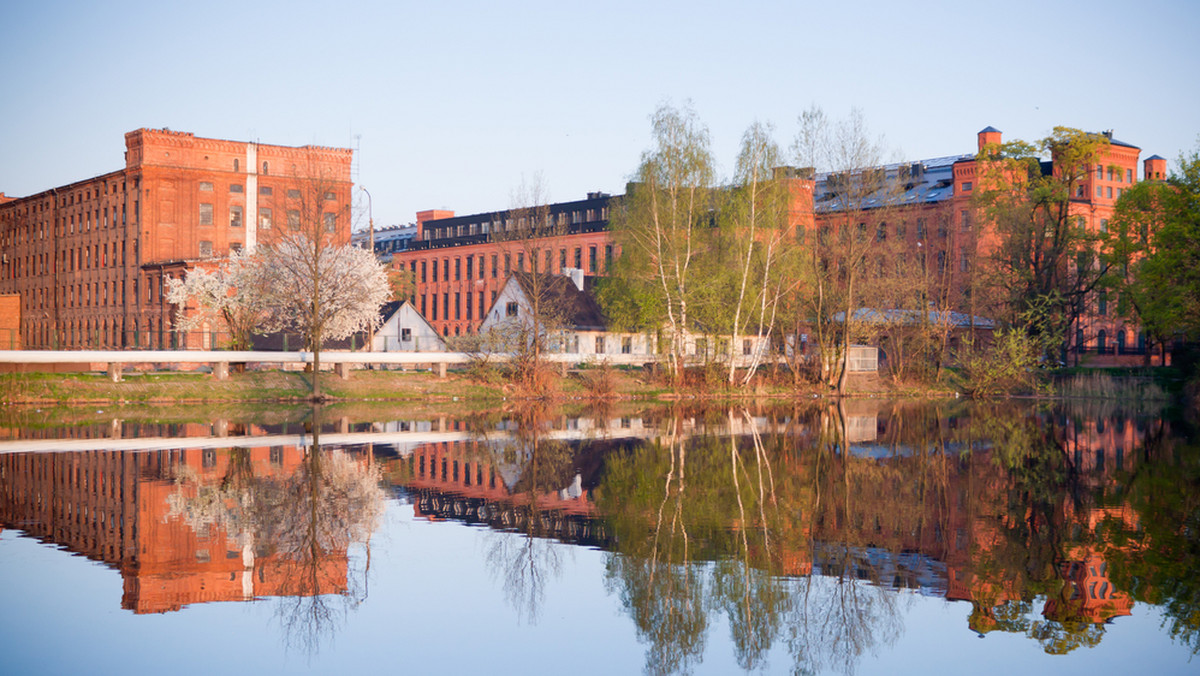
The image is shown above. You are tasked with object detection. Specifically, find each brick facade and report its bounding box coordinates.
[0,129,353,349]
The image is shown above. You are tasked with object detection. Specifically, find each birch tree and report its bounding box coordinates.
[606,103,715,384]
[722,122,792,386]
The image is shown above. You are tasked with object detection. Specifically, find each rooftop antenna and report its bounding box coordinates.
[352,133,362,183]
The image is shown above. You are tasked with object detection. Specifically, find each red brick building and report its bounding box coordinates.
[394,193,615,337]
[0,129,353,349]
[394,126,1161,357]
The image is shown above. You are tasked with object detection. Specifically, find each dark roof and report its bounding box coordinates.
[1147,154,1165,161]
[511,271,607,331]
[979,126,1002,134]
[379,300,404,322]
[812,154,973,212]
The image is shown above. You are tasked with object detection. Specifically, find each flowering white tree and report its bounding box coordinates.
[166,248,271,350]
[259,235,391,398]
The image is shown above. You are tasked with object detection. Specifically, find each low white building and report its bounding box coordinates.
[479,269,657,362]
[371,300,446,352]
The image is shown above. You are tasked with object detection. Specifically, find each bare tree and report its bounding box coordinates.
[791,106,900,393]
[483,175,571,390]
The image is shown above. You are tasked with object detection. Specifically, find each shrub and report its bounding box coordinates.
[958,329,1045,397]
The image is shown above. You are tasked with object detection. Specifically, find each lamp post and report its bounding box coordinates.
[361,186,376,353]
[360,186,375,254]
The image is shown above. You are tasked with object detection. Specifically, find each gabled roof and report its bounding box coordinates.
[509,271,608,331]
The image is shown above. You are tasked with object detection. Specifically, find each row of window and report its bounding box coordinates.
[1097,165,1134,184]
[197,204,336,232]
[198,181,333,201]
[411,244,613,284]
[424,208,609,241]
[2,203,131,248]
[420,290,495,324]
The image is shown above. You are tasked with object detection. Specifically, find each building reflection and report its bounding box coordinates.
[0,402,1190,667]
[0,436,380,615]
[372,402,1176,663]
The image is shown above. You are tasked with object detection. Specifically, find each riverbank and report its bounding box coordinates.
[3,365,1183,410]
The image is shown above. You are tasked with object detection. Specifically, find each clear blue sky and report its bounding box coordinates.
[2,0,1197,229]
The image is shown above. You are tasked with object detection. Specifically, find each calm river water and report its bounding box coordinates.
[1,399,1197,675]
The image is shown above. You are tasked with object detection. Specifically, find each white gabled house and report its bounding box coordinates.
[371,300,446,352]
[479,268,657,361]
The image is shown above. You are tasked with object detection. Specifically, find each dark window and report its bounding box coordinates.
[506,301,518,317]
[230,184,244,193]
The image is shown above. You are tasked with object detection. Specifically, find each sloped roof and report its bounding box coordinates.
[812,154,974,212]
[510,271,608,331]
[834,308,996,329]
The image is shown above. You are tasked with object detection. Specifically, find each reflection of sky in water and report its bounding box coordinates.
[0,501,1193,675]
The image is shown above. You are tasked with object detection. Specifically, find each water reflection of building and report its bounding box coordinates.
[0,445,349,613]
[382,427,630,547]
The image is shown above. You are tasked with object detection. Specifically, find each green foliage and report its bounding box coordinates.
[1109,143,1200,346]
[974,128,1116,354]
[957,328,1046,397]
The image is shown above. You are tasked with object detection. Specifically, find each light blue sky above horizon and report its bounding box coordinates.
[2,0,1197,229]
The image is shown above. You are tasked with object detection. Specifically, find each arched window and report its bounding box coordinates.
[1097,329,1107,353]
[262,161,269,175]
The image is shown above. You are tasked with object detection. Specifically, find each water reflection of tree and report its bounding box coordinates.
[1102,416,1200,656]
[596,405,908,675]
[483,402,576,624]
[168,406,385,656]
